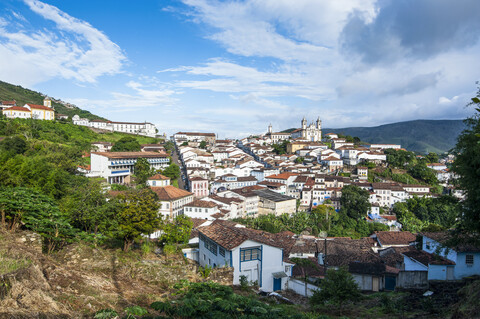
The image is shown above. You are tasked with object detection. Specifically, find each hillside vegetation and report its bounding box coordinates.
[324,120,465,154]
[0,80,105,121]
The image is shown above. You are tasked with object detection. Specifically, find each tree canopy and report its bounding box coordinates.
[452,86,480,236]
[111,136,141,152]
[115,188,161,251]
[340,185,371,219]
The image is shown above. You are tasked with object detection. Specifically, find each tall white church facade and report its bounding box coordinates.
[267,117,322,142]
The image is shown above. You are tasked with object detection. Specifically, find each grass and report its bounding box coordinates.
[0,250,32,275]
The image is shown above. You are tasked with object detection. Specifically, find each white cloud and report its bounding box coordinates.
[0,0,126,86]
[172,0,479,134]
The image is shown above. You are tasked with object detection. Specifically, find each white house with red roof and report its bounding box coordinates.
[2,98,54,120]
[197,220,295,292]
[147,174,170,187]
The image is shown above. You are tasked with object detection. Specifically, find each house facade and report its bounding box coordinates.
[90,152,170,184]
[198,220,294,292]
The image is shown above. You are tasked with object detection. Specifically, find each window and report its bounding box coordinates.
[240,247,261,262]
[466,254,474,265]
[219,247,225,257]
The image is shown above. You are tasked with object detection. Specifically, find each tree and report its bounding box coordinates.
[134,158,155,186]
[451,86,480,236]
[162,163,181,180]
[199,141,207,149]
[0,187,75,253]
[310,267,361,310]
[426,152,439,163]
[0,136,27,155]
[161,215,193,245]
[408,163,438,185]
[115,188,161,251]
[111,136,141,152]
[295,157,304,164]
[61,179,119,237]
[340,185,371,220]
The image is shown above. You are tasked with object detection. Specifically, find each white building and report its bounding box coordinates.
[90,152,170,184]
[183,200,220,220]
[72,115,157,137]
[198,220,294,292]
[147,174,170,187]
[290,117,322,142]
[151,185,194,219]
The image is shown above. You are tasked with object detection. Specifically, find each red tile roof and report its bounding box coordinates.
[150,185,193,201]
[148,174,170,181]
[3,106,30,112]
[374,231,416,246]
[26,103,54,111]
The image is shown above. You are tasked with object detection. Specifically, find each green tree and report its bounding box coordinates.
[0,136,27,155]
[426,152,439,163]
[161,215,193,245]
[0,187,75,253]
[61,179,119,237]
[340,185,371,220]
[199,141,207,149]
[133,158,155,186]
[295,157,304,164]
[311,267,361,309]
[408,163,438,185]
[115,188,161,251]
[452,87,480,236]
[111,136,141,152]
[162,163,181,180]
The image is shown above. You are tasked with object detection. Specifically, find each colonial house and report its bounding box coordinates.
[211,174,258,193]
[371,231,416,252]
[197,220,295,292]
[147,174,170,187]
[183,200,220,220]
[91,141,113,152]
[2,99,55,120]
[420,232,480,280]
[173,132,216,145]
[151,186,194,219]
[90,152,170,184]
[189,177,209,198]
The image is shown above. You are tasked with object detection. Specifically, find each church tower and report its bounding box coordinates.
[44,97,52,108]
[268,123,272,134]
[316,116,321,129]
[301,117,307,129]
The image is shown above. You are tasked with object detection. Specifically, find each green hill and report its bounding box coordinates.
[324,120,466,154]
[0,80,106,121]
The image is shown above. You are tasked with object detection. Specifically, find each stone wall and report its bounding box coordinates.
[208,267,234,286]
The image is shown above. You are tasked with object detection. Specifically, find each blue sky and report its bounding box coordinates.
[1,0,480,138]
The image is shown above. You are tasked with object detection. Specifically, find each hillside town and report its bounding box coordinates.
[71,115,476,294]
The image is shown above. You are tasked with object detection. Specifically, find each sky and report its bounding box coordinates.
[0,0,479,138]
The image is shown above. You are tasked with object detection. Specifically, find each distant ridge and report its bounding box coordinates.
[0,80,106,121]
[324,120,466,154]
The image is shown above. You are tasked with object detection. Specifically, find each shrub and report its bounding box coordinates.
[163,244,177,256]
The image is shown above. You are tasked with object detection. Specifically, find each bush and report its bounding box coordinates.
[163,244,177,256]
[311,267,361,309]
[199,265,212,278]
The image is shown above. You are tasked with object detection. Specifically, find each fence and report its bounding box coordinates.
[397,271,428,289]
[287,278,320,297]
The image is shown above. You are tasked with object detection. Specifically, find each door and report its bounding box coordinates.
[372,277,380,292]
[385,276,396,291]
[273,278,282,291]
[446,266,454,280]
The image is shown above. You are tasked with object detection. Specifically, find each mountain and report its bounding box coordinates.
[0,80,106,121]
[324,120,466,154]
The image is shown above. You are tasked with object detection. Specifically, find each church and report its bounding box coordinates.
[266,117,322,142]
